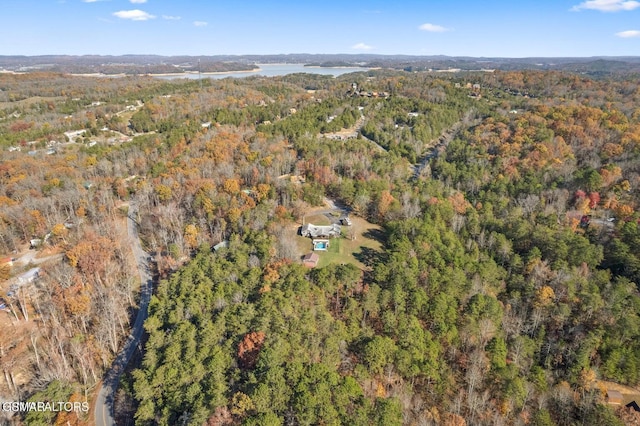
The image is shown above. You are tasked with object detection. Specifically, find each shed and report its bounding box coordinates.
[606,390,624,405]
[213,240,230,251]
[303,252,319,268]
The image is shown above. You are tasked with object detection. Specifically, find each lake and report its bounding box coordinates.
[156,63,371,80]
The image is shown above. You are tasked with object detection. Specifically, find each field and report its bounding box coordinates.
[293,215,384,270]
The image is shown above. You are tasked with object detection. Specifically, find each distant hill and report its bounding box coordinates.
[1,54,640,76]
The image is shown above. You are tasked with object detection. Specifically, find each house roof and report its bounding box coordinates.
[303,252,319,262]
[606,390,624,404]
[301,223,341,238]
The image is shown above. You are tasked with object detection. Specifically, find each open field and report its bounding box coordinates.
[293,215,384,270]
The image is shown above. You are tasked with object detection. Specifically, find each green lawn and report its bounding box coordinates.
[317,238,345,268]
[293,216,385,270]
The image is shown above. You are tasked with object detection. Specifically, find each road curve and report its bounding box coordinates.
[95,201,153,426]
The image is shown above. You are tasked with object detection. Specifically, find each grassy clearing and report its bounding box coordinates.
[292,216,384,270]
[303,214,331,226]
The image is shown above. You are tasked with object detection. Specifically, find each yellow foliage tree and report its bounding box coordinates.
[230,392,255,416]
[184,224,198,249]
[576,197,591,215]
[155,184,172,202]
[85,156,97,167]
[256,183,271,202]
[615,204,634,218]
[228,207,242,224]
[223,178,241,195]
[534,286,555,308]
[51,223,68,239]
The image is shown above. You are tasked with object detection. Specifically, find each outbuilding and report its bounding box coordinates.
[303,252,320,268]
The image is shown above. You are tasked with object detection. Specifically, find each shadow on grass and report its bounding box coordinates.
[361,228,386,244]
[353,246,386,270]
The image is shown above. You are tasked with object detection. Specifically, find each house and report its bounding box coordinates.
[606,390,624,406]
[303,252,319,268]
[17,267,40,285]
[64,129,86,142]
[300,223,341,238]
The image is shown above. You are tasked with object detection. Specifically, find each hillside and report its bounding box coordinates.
[1,67,640,425]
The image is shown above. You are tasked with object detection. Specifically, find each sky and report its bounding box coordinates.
[1,0,640,57]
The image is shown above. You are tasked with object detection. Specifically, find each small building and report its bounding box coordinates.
[213,240,230,251]
[303,252,319,268]
[606,390,624,406]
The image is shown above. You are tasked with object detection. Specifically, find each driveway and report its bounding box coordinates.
[94,200,152,426]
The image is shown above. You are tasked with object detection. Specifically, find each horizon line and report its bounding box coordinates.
[1,53,640,60]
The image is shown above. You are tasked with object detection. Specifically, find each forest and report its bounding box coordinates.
[0,66,640,426]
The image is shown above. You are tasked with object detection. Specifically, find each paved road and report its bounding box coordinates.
[95,201,152,426]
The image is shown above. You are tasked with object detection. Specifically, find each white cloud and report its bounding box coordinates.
[616,30,640,37]
[113,9,156,21]
[193,21,208,27]
[419,23,449,32]
[163,15,181,20]
[130,0,147,3]
[571,0,640,11]
[352,42,373,51]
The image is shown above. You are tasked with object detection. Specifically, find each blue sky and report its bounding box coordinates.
[1,0,640,57]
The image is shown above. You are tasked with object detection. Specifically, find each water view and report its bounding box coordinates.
[156,63,371,80]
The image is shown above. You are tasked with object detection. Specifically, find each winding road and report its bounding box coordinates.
[95,201,153,426]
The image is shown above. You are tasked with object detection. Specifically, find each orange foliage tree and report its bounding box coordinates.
[237,331,266,370]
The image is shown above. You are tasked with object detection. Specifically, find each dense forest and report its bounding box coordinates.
[1,66,640,425]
